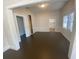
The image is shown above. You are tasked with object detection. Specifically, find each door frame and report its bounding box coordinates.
[28,15,33,34]
[14,13,27,39]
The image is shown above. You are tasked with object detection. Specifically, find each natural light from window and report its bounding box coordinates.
[63,12,74,32]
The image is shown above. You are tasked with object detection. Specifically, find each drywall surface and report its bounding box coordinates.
[31,10,62,32]
[3,6,21,52]
[61,0,75,58]
[3,9,20,52]
[3,27,10,52]
[3,8,10,52]
[70,39,76,59]
[4,0,32,6]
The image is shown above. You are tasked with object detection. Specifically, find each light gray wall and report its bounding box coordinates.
[3,8,20,52]
[70,39,76,59]
[3,26,10,51]
[61,0,76,58]
[32,10,62,32]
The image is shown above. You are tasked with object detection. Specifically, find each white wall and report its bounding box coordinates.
[4,0,31,6]
[61,0,76,58]
[3,9,20,52]
[3,28,10,52]
[3,9,10,52]
[70,39,76,59]
[32,10,61,32]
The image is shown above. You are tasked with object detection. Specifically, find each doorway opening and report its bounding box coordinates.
[16,16,26,39]
[28,15,33,34]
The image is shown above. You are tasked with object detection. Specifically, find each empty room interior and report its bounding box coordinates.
[3,0,76,59]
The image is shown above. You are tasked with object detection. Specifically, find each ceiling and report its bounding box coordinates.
[25,0,69,12]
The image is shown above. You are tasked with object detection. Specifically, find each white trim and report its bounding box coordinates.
[13,13,22,42]
[3,45,20,52]
[15,13,25,17]
[23,15,32,37]
[14,13,32,37]
[3,45,10,52]
[10,45,20,51]
[14,13,27,37]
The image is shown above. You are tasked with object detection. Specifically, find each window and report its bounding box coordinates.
[63,15,68,29]
[63,12,74,32]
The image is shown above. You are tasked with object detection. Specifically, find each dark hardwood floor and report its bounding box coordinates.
[3,32,70,59]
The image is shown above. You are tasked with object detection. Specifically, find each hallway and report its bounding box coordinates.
[4,32,70,59]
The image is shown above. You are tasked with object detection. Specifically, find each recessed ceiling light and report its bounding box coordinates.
[40,4,45,8]
[38,4,48,8]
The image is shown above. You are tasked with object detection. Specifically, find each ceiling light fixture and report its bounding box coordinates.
[38,4,48,8]
[40,4,45,8]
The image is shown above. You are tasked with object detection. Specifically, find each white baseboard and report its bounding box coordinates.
[3,46,10,52]
[10,45,20,51]
[3,45,20,53]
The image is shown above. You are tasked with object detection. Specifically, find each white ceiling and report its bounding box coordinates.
[25,0,69,11]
